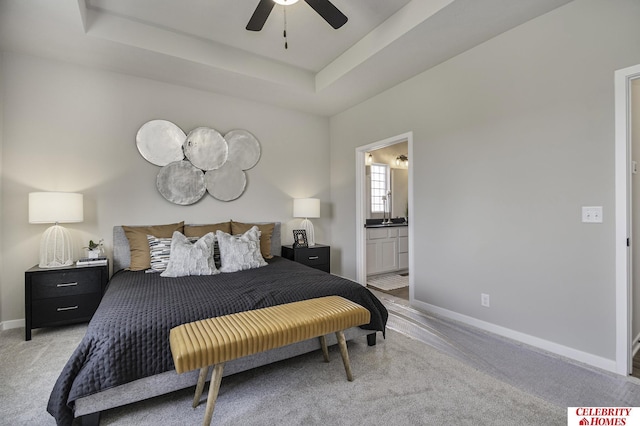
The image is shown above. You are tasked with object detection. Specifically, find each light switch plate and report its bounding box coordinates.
[582,206,603,223]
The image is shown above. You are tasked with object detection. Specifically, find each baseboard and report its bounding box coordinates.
[411,299,617,374]
[1,318,25,331]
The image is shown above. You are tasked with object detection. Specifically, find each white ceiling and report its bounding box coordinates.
[0,0,573,116]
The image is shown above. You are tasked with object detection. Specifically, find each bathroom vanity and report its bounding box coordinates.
[365,221,408,275]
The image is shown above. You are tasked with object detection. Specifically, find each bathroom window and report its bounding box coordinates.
[370,163,389,213]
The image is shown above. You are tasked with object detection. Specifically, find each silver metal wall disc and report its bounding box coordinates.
[136,120,186,166]
[224,129,261,170]
[183,127,228,171]
[156,160,206,205]
[204,162,247,201]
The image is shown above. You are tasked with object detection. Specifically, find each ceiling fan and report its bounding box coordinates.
[246,0,348,32]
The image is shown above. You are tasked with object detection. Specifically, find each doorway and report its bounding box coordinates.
[615,64,640,375]
[355,132,414,304]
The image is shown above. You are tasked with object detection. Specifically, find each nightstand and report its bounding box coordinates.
[281,244,330,273]
[25,262,109,341]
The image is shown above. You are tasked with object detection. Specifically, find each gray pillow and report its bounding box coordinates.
[216,226,267,273]
[161,231,219,277]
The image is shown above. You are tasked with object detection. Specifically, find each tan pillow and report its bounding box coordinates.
[123,222,184,271]
[230,221,275,259]
[184,222,231,237]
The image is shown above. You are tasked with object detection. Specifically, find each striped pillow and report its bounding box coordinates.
[147,235,173,272]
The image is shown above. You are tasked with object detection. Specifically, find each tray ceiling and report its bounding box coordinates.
[0,0,573,115]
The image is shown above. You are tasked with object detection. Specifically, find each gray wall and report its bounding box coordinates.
[329,0,640,365]
[3,0,640,372]
[0,53,4,323]
[0,52,330,325]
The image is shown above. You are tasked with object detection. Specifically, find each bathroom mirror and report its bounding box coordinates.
[365,142,408,219]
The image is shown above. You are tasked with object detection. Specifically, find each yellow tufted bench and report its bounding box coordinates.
[169,296,371,426]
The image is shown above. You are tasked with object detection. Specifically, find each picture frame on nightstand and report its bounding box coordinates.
[292,229,308,248]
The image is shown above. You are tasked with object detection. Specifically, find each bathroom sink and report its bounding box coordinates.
[364,221,407,228]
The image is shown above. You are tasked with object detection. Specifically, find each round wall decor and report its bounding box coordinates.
[204,162,247,202]
[156,160,206,205]
[136,120,186,166]
[183,127,228,171]
[136,120,260,205]
[225,129,261,170]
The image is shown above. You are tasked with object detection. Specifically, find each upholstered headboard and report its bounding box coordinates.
[112,222,282,272]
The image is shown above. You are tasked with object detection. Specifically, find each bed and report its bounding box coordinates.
[46,222,388,425]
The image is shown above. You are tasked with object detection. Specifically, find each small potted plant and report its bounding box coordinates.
[84,239,104,259]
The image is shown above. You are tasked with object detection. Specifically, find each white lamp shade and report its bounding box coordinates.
[29,192,84,224]
[293,198,320,219]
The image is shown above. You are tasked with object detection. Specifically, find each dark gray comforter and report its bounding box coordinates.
[47,257,388,425]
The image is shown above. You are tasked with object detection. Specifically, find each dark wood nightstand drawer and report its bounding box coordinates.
[294,247,329,266]
[281,244,330,273]
[25,262,109,340]
[31,294,101,327]
[31,269,103,299]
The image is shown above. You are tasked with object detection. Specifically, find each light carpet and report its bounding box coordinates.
[0,324,564,425]
[367,273,408,291]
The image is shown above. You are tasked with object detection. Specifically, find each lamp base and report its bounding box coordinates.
[39,224,74,268]
[300,218,315,246]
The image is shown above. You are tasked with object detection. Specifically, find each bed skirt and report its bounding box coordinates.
[75,327,376,419]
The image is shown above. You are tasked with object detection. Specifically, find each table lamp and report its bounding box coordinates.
[293,198,320,246]
[29,192,84,268]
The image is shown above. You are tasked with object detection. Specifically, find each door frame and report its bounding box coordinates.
[355,132,414,297]
[615,64,640,375]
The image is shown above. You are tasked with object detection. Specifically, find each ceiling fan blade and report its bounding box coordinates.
[246,0,275,31]
[304,0,348,29]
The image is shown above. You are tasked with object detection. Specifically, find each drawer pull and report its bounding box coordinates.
[57,282,78,288]
[308,256,319,260]
[57,306,78,312]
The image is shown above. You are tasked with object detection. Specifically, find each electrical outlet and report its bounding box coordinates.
[582,206,603,223]
[481,293,490,308]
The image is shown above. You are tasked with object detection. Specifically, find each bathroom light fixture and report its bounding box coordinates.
[396,155,409,167]
[29,192,84,268]
[273,0,299,4]
[366,153,373,165]
[293,198,320,246]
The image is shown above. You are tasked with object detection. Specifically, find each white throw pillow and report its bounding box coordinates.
[161,231,219,277]
[216,226,267,273]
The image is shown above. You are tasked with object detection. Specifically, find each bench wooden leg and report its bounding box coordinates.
[193,366,211,408]
[203,363,225,426]
[335,330,354,381]
[319,335,329,362]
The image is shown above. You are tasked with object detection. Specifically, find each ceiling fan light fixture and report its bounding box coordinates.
[247,0,347,32]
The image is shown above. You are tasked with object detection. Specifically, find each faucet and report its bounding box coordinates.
[383,190,392,224]
[381,195,387,224]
